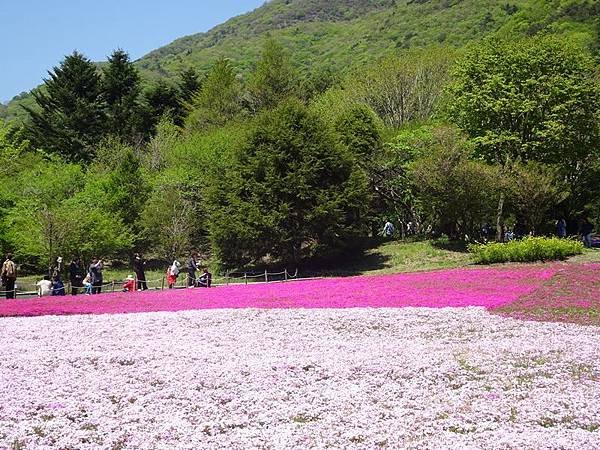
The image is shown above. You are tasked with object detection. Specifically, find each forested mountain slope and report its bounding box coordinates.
[2,0,598,121]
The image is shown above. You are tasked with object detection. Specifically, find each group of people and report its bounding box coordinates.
[166,252,212,289]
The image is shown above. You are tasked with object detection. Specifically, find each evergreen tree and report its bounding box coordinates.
[185,58,242,131]
[102,49,141,141]
[207,99,371,267]
[246,36,299,112]
[178,67,202,103]
[24,51,105,163]
[140,80,180,136]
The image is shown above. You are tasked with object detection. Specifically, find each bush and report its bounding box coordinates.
[469,237,584,264]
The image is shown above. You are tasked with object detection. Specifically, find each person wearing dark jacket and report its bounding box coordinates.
[187,252,198,288]
[580,218,594,248]
[68,257,83,295]
[133,253,148,291]
[89,257,104,295]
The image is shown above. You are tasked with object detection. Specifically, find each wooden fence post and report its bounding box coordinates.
[244,273,247,285]
[284,268,288,281]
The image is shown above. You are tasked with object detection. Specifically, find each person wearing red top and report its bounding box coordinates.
[122,275,135,292]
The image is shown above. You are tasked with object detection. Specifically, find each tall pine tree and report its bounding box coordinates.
[102,49,141,142]
[25,51,105,163]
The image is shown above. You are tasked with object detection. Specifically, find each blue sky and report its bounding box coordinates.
[0,0,265,102]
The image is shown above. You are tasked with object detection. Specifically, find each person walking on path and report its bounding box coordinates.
[1,253,17,299]
[89,257,104,295]
[68,257,83,295]
[133,253,148,291]
[187,252,199,288]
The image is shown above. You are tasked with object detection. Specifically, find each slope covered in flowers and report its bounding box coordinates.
[0,265,558,317]
[1,308,599,449]
[493,263,600,326]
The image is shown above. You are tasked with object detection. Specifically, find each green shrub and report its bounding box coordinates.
[469,237,584,264]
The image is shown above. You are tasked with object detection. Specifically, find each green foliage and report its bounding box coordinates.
[140,80,181,135]
[349,47,456,128]
[24,51,106,163]
[84,139,150,230]
[246,36,299,112]
[334,105,382,159]
[102,49,142,141]
[207,99,371,267]
[185,58,243,132]
[507,162,569,235]
[449,36,600,168]
[410,127,500,239]
[469,237,584,264]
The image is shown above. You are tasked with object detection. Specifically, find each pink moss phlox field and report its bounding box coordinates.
[0,266,558,317]
[493,263,600,326]
[1,309,599,449]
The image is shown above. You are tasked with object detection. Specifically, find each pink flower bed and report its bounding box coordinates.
[493,263,600,326]
[0,265,558,317]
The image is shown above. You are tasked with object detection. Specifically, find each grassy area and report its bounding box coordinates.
[315,239,473,276]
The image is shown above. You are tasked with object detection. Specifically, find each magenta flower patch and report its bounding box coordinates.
[0,265,558,317]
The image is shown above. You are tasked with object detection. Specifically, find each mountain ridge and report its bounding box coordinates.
[2,0,597,122]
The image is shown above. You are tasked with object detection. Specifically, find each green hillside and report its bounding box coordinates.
[2,0,598,122]
[136,0,597,76]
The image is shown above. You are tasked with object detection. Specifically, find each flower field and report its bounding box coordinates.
[1,263,599,449]
[1,308,600,449]
[0,265,558,317]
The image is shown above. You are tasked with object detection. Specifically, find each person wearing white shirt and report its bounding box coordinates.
[36,275,53,297]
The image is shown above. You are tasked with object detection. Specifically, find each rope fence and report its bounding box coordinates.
[1,268,303,299]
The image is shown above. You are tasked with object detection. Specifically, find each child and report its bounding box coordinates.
[82,273,93,295]
[122,275,135,292]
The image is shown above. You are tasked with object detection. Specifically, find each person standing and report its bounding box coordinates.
[187,252,198,288]
[580,218,594,249]
[167,260,180,289]
[557,218,567,238]
[1,253,17,299]
[68,257,83,295]
[383,220,395,238]
[89,257,104,295]
[133,253,148,291]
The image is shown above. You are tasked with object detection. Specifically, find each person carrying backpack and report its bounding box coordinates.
[1,253,17,299]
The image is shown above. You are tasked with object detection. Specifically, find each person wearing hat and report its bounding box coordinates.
[122,275,135,292]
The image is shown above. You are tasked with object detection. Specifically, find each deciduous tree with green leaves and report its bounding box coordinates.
[449,37,600,238]
[185,58,243,132]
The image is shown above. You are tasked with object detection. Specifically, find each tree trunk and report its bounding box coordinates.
[496,192,505,242]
